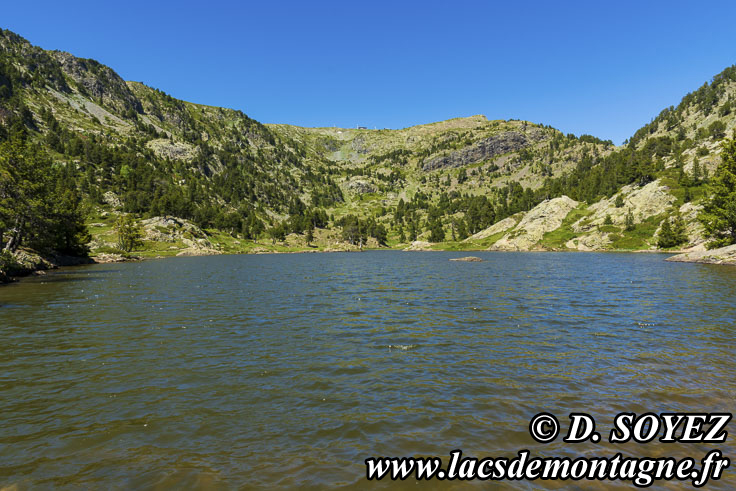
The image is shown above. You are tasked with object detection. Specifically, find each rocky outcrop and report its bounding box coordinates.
[351,134,372,155]
[491,196,578,251]
[141,216,217,253]
[574,180,675,232]
[464,216,519,241]
[678,202,707,249]
[450,256,483,262]
[666,244,736,265]
[402,240,433,251]
[563,180,678,251]
[176,247,220,257]
[146,138,198,162]
[422,129,546,171]
[51,51,143,116]
[565,231,612,251]
[103,191,123,209]
[0,248,93,283]
[346,178,376,194]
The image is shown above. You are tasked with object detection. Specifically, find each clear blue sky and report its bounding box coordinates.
[3,1,736,143]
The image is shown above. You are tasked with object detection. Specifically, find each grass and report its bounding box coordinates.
[540,204,593,249]
[609,214,665,250]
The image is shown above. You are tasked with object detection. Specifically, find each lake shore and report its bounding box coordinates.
[666,243,736,265]
[1,242,692,285]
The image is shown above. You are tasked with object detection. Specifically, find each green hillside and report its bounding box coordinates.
[1,27,736,276]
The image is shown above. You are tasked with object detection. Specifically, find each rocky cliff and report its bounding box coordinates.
[422,129,546,171]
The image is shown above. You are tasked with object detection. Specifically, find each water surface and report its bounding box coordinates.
[1,252,735,489]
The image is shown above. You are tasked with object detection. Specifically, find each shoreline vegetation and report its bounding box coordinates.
[4,238,732,285]
[2,29,736,283]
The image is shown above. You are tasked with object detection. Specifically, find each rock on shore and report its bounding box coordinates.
[1,249,94,283]
[665,244,736,265]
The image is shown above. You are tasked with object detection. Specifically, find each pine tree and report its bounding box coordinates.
[408,220,418,241]
[305,224,314,245]
[428,219,444,243]
[624,209,635,231]
[0,138,89,255]
[672,213,688,245]
[700,134,736,248]
[658,214,688,249]
[114,215,143,252]
[692,158,701,184]
[456,219,469,240]
[657,218,675,249]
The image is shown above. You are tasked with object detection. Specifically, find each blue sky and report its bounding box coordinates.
[3,1,736,143]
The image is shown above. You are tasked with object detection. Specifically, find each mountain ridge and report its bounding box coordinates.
[1,26,736,277]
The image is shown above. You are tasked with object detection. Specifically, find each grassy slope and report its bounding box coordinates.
[4,28,736,256]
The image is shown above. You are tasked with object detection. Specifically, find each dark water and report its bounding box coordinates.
[1,251,735,489]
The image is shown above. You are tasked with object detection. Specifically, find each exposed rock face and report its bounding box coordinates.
[103,191,122,209]
[563,180,678,251]
[346,178,376,194]
[574,180,675,232]
[678,202,707,249]
[666,244,736,265]
[422,129,546,171]
[141,216,212,245]
[140,216,219,255]
[402,240,433,251]
[146,138,198,162]
[491,196,578,251]
[566,231,612,251]
[465,216,519,241]
[51,51,142,116]
[351,135,372,155]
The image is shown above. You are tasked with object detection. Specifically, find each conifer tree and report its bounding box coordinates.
[624,209,635,231]
[114,215,143,252]
[700,134,736,248]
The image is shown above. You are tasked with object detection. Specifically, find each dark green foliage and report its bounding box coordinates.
[700,134,736,248]
[267,223,286,244]
[0,137,89,255]
[336,214,387,246]
[624,209,635,231]
[657,214,688,249]
[428,219,444,242]
[0,28,350,248]
[577,134,613,146]
[114,214,143,252]
[719,100,732,117]
[629,65,736,147]
[2,26,736,255]
[338,215,366,246]
[455,218,469,240]
[305,226,314,245]
[709,120,727,140]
